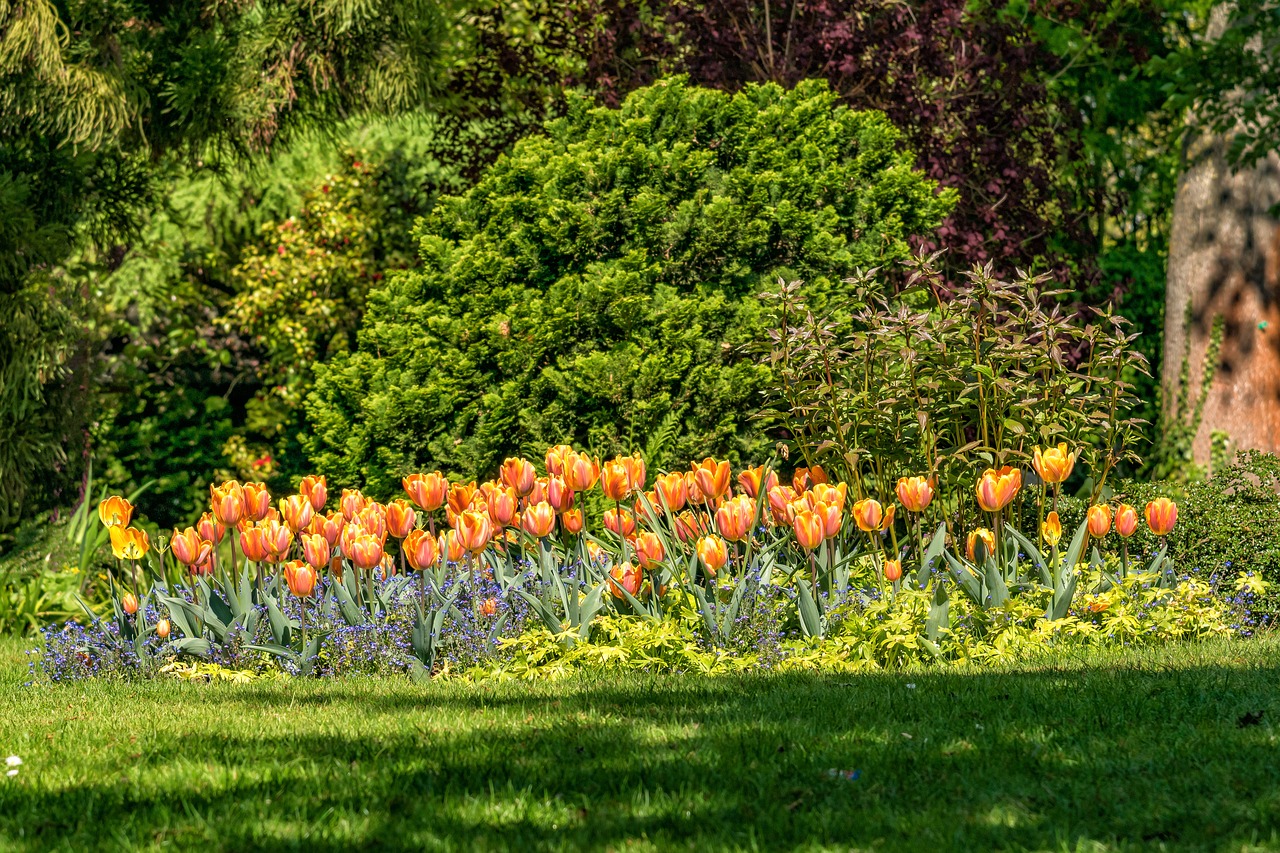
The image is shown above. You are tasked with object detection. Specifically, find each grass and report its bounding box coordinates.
[1,636,1279,851]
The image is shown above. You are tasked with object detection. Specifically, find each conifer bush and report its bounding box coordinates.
[304,77,954,494]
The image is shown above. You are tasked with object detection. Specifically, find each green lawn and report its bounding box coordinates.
[1,636,1279,851]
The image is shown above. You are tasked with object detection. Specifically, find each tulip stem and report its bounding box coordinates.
[229,534,239,595]
[615,500,630,568]
[298,598,308,664]
[1121,541,1129,580]
[129,559,140,605]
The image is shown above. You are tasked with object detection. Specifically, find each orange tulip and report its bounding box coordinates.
[301,533,331,569]
[608,562,643,599]
[447,482,478,517]
[243,482,272,522]
[792,466,827,491]
[500,457,537,496]
[283,560,318,598]
[816,501,843,539]
[633,531,665,570]
[456,510,494,554]
[896,476,934,513]
[621,452,647,492]
[561,509,584,535]
[1145,498,1178,536]
[547,476,575,512]
[697,534,728,576]
[479,598,499,617]
[357,504,388,543]
[674,510,700,543]
[546,444,575,476]
[109,526,150,560]
[279,494,314,533]
[883,559,903,582]
[1115,504,1139,538]
[522,502,556,538]
[737,465,778,499]
[715,495,755,542]
[210,481,245,526]
[299,475,327,512]
[565,453,601,492]
[603,507,636,537]
[403,472,448,512]
[156,619,171,639]
[966,528,996,562]
[690,458,732,502]
[189,555,215,577]
[653,472,688,513]
[852,498,884,533]
[767,485,797,526]
[260,520,293,562]
[792,510,825,551]
[880,504,896,533]
[385,499,416,538]
[97,495,133,528]
[197,512,225,545]
[1032,443,1076,485]
[1042,511,1063,547]
[684,471,707,506]
[239,526,271,562]
[121,593,139,615]
[810,482,848,511]
[601,459,632,501]
[306,511,343,546]
[171,527,211,566]
[975,466,1022,513]
[1087,504,1112,538]
[348,532,385,571]
[340,489,368,521]
[404,528,441,571]
[485,486,518,528]
[440,529,466,563]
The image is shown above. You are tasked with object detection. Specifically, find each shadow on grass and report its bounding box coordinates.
[3,656,1280,850]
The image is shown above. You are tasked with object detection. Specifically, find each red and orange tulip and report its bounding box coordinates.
[404,529,441,571]
[816,501,843,539]
[301,532,330,570]
[737,465,778,499]
[239,526,271,562]
[792,466,827,491]
[561,509,585,535]
[690,458,731,502]
[500,457,537,496]
[197,512,225,545]
[608,562,643,599]
[654,472,688,513]
[521,502,556,538]
[98,495,134,528]
[792,510,825,551]
[883,559,903,582]
[896,476,934,513]
[485,486,518,528]
[1087,504,1112,538]
[1042,511,1063,547]
[565,453,601,492]
[243,482,272,522]
[440,529,466,563]
[261,520,293,562]
[601,459,632,502]
[603,507,636,538]
[299,475,327,512]
[975,466,1021,513]
[547,476,575,512]
[851,498,884,533]
[109,526,150,560]
[210,481,246,526]
[171,527,212,566]
[715,495,756,542]
[279,494,314,533]
[1115,504,1139,538]
[456,510,494,554]
[1032,443,1076,485]
[966,528,996,562]
[349,533,385,571]
[1145,498,1178,536]
[674,510,700,543]
[545,444,574,476]
[341,488,368,521]
[283,560,318,598]
[386,499,416,538]
[621,453,647,493]
[121,593,139,615]
[403,472,447,513]
[697,534,728,576]
[479,598,499,617]
[633,531,665,570]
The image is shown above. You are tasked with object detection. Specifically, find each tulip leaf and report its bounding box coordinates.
[926,581,950,641]
[246,642,295,660]
[1004,524,1049,586]
[690,585,719,640]
[169,638,212,657]
[157,594,201,640]
[796,579,824,639]
[577,583,607,638]
[943,552,984,605]
[331,575,366,626]
[917,522,948,586]
[984,560,1009,607]
[264,594,292,646]
[1063,519,1089,573]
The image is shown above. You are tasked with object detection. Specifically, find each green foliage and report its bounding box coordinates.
[305,77,955,493]
[0,515,103,635]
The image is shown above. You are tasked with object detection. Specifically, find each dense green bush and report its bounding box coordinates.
[305,77,954,494]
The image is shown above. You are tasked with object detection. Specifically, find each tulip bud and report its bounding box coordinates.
[386,499,417,538]
[895,476,934,513]
[121,593,139,615]
[1145,498,1178,537]
[851,499,884,533]
[696,535,728,577]
[299,475,328,512]
[967,528,996,562]
[479,598,499,617]
[243,482,272,522]
[975,467,1022,513]
[608,562,643,599]
[882,559,902,582]
[601,459,632,502]
[283,560,318,598]
[561,509,584,535]
[1087,504,1111,538]
[1042,511,1063,547]
[1115,504,1139,538]
[156,618,171,639]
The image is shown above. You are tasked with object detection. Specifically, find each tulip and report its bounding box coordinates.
[1087,504,1112,538]
[608,562,643,599]
[156,619,171,640]
[279,494,315,533]
[546,444,574,476]
[546,476,575,512]
[621,453,647,492]
[261,519,293,561]
[715,495,755,542]
[652,472,687,513]
[522,502,557,538]
[479,598,499,617]
[1115,504,1139,538]
[565,453,601,492]
[792,510,825,551]
[737,465,778,499]
[197,512,225,545]
[400,472,444,512]
[357,504,388,542]
[484,485,518,528]
[109,526,149,561]
[1145,498,1178,536]
[816,501,843,539]
[674,510,699,543]
[299,475,328,512]
[561,509,585,535]
[603,507,636,538]
[440,529,466,563]
[385,499,416,538]
[283,560,318,598]
[456,510,493,554]
[635,491,661,526]
[975,466,1022,513]
[308,511,344,546]
[349,533,385,571]
[684,472,707,506]
[767,485,797,526]
[239,526,271,562]
[811,482,848,511]
[1032,443,1076,485]
[526,477,548,506]
[633,531,665,570]
[190,556,215,577]
[792,466,827,491]
[1042,511,1063,547]
[697,534,728,576]
[896,476,934,513]
[967,528,996,562]
[210,481,245,526]
[243,482,272,522]
[171,527,210,566]
[601,459,632,501]
[447,482,478,517]
[690,458,732,502]
[851,498,884,533]
[880,505,896,533]
[98,495,133,528]
[883,559,903,582]
[121,593,139,615]
[404,529,441,570]
[301,533,331,570]
[500,457,537,496]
